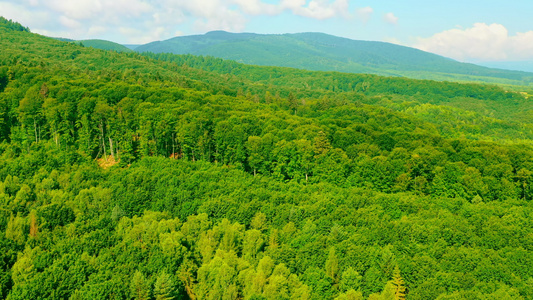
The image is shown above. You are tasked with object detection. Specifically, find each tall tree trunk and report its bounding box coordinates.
[172,133,176,159]
[54,129,59,147]
[109,137,114,158]
[100,121,107,160]
[33,119,38,142]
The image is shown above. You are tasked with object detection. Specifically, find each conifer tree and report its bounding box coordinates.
[5,213,26,245]
[391,266,406,300]
[313,131,331,156]
[154,271,174,300]
[130,270,150,300]
[325,247,340,284]
[340,267,362,293]
[251,212,268,231]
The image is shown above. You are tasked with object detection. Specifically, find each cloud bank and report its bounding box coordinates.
[415,23,533,62]
[356,6,373,23]
[383,12,398,25]
[0,0,360,43]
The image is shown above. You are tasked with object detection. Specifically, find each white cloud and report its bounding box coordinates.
[282,0,350,20]
[383,12,398,25]
[192,10,247,33]
[161,1,247,32]
[10,0,39,6]
[508,31,533,59]
[45,0,152,23]
[384,37,402,45]
[118,26,168,44]
[232,0,280,15]
[46,0,103,20]
[0,0,355,43]
[0,2,50,28]
[87,25,107,37]
[356,6,373,23]
[415,23,533,61]
[59,15,81,29]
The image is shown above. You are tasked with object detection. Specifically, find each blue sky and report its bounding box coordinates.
[2,0,533,64]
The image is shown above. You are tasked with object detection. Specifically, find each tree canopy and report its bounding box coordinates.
[0,20,533,300]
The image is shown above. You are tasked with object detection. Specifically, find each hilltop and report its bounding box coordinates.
[50,37,133,53]
[77,39,133,52]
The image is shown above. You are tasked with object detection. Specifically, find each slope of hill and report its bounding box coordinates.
[2,17,533,300]
[478,60,533,73]
[136,31,533,85]
[48,38,133,52]
[77,39,133,52]
[123,44,140,50]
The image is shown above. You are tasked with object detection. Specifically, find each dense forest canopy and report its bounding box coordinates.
[1,17,533,299]
[75,39,133,53]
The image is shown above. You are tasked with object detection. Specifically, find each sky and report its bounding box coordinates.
[2,0,533,65]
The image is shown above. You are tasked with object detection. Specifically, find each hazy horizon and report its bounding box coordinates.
[60,29,533,73]
[2,0,533,68]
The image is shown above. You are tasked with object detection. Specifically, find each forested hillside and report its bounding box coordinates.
[135,31,533,86]
[76,40,133,53]
[2,17,533,299]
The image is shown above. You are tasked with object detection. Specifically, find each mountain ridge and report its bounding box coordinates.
[77,39,133,52]
[134,30,533,86]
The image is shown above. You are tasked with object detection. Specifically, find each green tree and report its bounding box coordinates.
[295,139,314,182]
[334,289,364,300]
[18,85,44,143]
[391,266,406,300]
[5,213,27,245]
[247,136,263,176]
[251,212,268,232]
[94,101,115,160]
[325,247,340,284]
[516,168,532,200]
[154,271,175,300]
[130,270,150,300]
[288,92,298,114]
[340,267,362,293]
[243,229,264,262]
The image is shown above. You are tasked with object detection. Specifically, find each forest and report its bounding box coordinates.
[1,16,533,299]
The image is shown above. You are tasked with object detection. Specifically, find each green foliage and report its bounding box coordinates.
[340,268,362,293]
[130,271,150,300]
[2,19,533,300]
[153,271,175,300]
[325,247,340,284]
[0,17,29,32]
[75,39,133,53]
[335,289,364,300]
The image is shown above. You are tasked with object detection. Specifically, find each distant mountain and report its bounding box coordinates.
[123,44,140,50]
[135,31,533,85]
[77,39,133,52]
[48,37,133,52]
[477,61,533,73]
[52,37,75,42]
